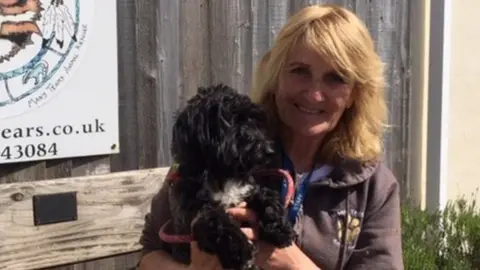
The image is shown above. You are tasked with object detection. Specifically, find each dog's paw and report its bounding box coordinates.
[247,188,297,248]
[259,215,296,248]
[192,208,255,270]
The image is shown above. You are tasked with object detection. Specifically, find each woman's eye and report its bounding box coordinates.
[324,72,347,84]
[290,67,310,76]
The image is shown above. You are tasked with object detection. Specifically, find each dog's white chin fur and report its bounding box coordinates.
[189,178,254,230]
[212,178,254,207]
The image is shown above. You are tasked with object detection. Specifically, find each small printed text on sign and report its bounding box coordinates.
[0,118,106,161]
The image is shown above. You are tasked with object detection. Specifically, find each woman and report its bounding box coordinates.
[139,4,404,270]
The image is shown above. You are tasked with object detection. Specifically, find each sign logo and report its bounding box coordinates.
[0,0,91,119]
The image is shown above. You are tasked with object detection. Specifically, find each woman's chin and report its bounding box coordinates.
[296,124,331,138]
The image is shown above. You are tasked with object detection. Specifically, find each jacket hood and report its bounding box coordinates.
[310,159,380,188]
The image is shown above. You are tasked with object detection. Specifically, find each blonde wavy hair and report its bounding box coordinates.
[250,4,387,165]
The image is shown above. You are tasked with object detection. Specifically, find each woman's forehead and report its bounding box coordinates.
[286,43,336,70]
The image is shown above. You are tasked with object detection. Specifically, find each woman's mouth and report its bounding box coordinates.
[294,104,326,115]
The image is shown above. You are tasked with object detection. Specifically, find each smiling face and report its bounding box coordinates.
[275,42,354,138]
[251,4,387,164]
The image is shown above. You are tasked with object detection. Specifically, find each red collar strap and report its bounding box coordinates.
[158,168,295,244]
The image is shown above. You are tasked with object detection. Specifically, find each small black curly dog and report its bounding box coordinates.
[163,84,296,270]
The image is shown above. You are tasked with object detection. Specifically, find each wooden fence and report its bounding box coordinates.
[0,0,411,269]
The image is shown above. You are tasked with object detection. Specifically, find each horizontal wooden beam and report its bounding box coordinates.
[0,167,170,270]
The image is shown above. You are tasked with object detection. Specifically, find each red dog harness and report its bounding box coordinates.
[158,168,295,244]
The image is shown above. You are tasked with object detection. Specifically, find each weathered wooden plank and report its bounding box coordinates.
[45,160,73,180]
[154,0,212,167]
[178,0,211,101]
[155,0,182,167]
[0,161,46,184]
[110,0,139,172]
[0,167,169,270]
[209,0,254,93]
[353,0,411,194]
[134,0,159,170]
[43,251,141,270]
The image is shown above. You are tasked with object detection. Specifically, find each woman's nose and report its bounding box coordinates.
[309,89,326,101]
[306,80,326,101]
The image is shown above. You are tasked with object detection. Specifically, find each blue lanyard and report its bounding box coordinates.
[280,146,314,224]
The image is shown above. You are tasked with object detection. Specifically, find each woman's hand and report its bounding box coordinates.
[254,242,320,270]
[188,241,223,270]
[227,203,320,270]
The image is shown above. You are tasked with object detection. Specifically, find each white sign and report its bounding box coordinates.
[0,0,119,164]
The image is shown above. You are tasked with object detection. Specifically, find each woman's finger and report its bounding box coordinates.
[240,227,258,241]
[237,201,247,208]
[227,207,258,226]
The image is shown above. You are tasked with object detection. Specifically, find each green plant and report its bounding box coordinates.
[401,197,480,270]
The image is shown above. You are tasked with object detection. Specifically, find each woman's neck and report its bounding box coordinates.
[281,129,324,173]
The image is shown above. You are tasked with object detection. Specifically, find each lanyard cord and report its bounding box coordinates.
[279,145,316,224]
